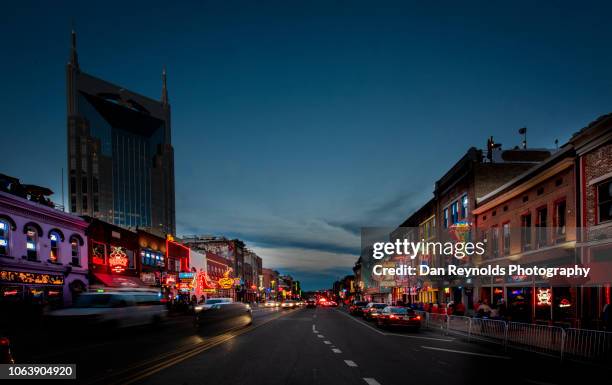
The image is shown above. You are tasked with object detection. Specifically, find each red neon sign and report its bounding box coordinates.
[109,246,129,273]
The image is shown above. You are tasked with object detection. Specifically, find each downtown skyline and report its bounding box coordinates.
[3,1,612,289]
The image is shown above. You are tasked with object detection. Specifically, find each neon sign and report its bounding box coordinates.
[109,246,129,273]
[559,298,571,308]
[537,288,552,306]
[0,270,63,285]
[218,270,234,289]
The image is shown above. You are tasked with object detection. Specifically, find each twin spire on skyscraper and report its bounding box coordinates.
[68,28,169,105]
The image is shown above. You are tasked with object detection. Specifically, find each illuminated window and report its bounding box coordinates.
[443,208,449,228]
[49,231,61,263]
[597,179,612,223]
[451,201,459,224]
[25,226,38,261]
[70,236,80,266]
[0,220,9,256]
[461,194,468,218]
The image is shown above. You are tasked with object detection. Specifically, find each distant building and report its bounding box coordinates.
[66,30,175,236]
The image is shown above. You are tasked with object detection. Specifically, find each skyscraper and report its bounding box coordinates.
[66,30,175,236]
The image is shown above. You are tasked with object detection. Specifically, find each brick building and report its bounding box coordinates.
[473,145,577,324]
[571,114,612,329]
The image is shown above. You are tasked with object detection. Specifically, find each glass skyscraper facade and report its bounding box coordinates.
[66,31,175,236]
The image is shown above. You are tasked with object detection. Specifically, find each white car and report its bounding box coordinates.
[194,297,234,312]
[47,291,167,329]
[264,301,279,307]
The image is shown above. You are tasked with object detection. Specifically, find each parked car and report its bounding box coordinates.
[0,335,15,364]
[306,299,317,308]
[349,301,369,316]
[47,291,167,330]
[362,303,387,321]
[194,300,252,327]
[376,306,421,330]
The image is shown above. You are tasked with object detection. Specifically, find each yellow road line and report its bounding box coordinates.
[114,309,297,385]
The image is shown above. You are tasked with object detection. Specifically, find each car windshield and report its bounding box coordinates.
[373,304,387,309]
[73,294,114,308]
[205,299,230,304]
[355,302,368,306]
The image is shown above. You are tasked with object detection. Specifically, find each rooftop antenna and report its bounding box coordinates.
[519,127,527,149]
[554,139,559,150]
[61,167,65,212]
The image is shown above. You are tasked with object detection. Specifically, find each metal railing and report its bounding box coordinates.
[416,312,612,363]
[564,328,612,362]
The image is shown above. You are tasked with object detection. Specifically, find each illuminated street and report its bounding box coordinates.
[7,305,606,385]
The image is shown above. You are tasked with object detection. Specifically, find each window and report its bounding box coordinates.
[597,179,612,223]
[461,194,469,218]
[491,226,499,258]
[25,226,38,261]
[451,201,459,224]
[70,236,80,266]
[126,249,135,269]
[521,213,531,251]
[0,220,9,256]
[536,206,548,248]
[554,200,567,241]
[49,231,61,263]
[502,222,510,256]
[443,208,449,228]
[92,241,106,265]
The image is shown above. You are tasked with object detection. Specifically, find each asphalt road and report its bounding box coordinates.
[10,306,610,385]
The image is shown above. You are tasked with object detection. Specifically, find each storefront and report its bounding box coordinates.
[85,218,145,290]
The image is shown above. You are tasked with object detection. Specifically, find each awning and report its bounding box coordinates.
[93,273,145,288]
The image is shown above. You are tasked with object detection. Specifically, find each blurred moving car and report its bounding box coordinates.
[376,306,421,330]
[306,299,317,308]
[194,299,252,327]
[264,300,279,308]
[281,300,297,309]
[349,301,369,316]
[0,336,15,364]
[362,303,387,321]
[47,291,167,329]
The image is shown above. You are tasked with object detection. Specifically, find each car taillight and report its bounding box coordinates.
[0,338,9,347]
[415,315,421,320]
[389,315,398,319]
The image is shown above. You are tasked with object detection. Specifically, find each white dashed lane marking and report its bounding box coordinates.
[363,378,381,385]
[323,341,331,344]
[317,335,325,338]
[344,360,358,367]
[331,348,342,354]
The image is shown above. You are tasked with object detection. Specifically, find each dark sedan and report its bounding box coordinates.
[376,306,421,330]
[349,301,369,316]
[362,303,388,321]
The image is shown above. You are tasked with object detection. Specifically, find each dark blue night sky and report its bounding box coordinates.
[3,1,612,289]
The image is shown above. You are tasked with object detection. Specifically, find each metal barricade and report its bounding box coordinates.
[469,318,508,345]
[427,312,449,333]
[507,322,565,357]
[447,315,471,335]
[564,328,612,362]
